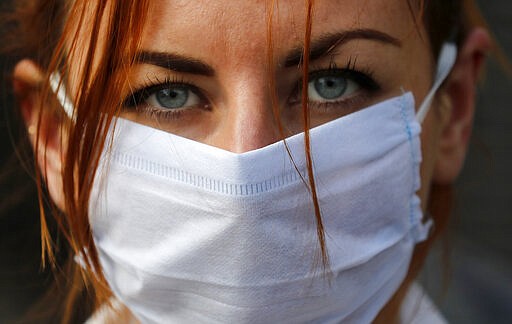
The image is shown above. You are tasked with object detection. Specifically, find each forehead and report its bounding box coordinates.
[141,0,425,61]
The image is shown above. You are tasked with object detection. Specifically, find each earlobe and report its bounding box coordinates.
[432,28,491,184]
[13,59,66,210]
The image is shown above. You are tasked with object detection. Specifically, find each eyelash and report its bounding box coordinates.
[124,76,209,120]
[291,57,380,111]
[122,58,380,120]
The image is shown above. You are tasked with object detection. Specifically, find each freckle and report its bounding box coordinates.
[250,41,261,50]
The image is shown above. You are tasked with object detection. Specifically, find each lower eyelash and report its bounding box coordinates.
[133,100,213,124]
[131,102,186,122]
[289,67,380,107]
[123,75,197,108]
[308,92,372,113]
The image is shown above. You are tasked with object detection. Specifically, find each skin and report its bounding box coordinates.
[129,0,433,145]
[12,0,491,321]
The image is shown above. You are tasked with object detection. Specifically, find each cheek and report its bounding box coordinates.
[417,112,443,211]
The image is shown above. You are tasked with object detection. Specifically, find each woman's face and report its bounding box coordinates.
[121,0,435,148]
[12,1,489,319]
[104,0,442,207]
[56,0,451,211]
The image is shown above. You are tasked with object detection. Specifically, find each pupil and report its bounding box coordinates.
[156,87,188,109]
[314,76,347,100]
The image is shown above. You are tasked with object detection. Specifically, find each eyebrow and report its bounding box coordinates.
[135,51,215,76]
[284,28,402,67]
[135,28,400,76]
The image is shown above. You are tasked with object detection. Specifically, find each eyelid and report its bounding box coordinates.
[123,78,207,108]
[289,66,380,103]
[308,58,379,89]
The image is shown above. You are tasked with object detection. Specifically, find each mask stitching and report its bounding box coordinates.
[111,151,305,196]
[398,94,419,232]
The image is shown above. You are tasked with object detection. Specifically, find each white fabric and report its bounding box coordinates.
[400,283,448,324]
[89,93,427,324]
[58,43,457,324]
[86,43,457,323]
[49,72,75,119]
[416,43,458,123]
[86,283,447,324]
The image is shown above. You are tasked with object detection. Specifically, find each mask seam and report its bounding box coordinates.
[398,95,418,231]
[110,152,305,196]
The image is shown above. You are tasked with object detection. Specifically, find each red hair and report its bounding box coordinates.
[1,0,495,322]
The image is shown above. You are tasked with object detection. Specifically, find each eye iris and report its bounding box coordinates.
[314,76,347,100]
[156,87,188,109]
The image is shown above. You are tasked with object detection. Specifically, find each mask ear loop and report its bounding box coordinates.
[49,72,75,121]
[50,72,106,275]
[416,43,458,123]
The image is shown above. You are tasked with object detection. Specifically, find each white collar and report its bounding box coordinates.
[400,282,448,324]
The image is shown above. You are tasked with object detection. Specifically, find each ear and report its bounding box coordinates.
[433,28,492,184]
[13,59,66,210]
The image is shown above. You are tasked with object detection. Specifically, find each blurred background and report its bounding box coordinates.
[1,0,511,323]
[420,2,512,323]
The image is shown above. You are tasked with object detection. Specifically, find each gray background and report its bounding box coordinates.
[421,2,512,323]
[1,1,511,323]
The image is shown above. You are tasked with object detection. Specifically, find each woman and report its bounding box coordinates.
[2,0,492,322]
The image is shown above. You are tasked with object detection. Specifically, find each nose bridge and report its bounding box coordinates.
[218,73,282,153]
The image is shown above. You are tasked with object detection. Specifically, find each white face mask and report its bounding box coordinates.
[54,43,457,324]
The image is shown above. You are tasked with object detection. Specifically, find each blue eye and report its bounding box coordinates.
[124,80,205,113]
[308,72,360,103]
[145,85,201,109]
